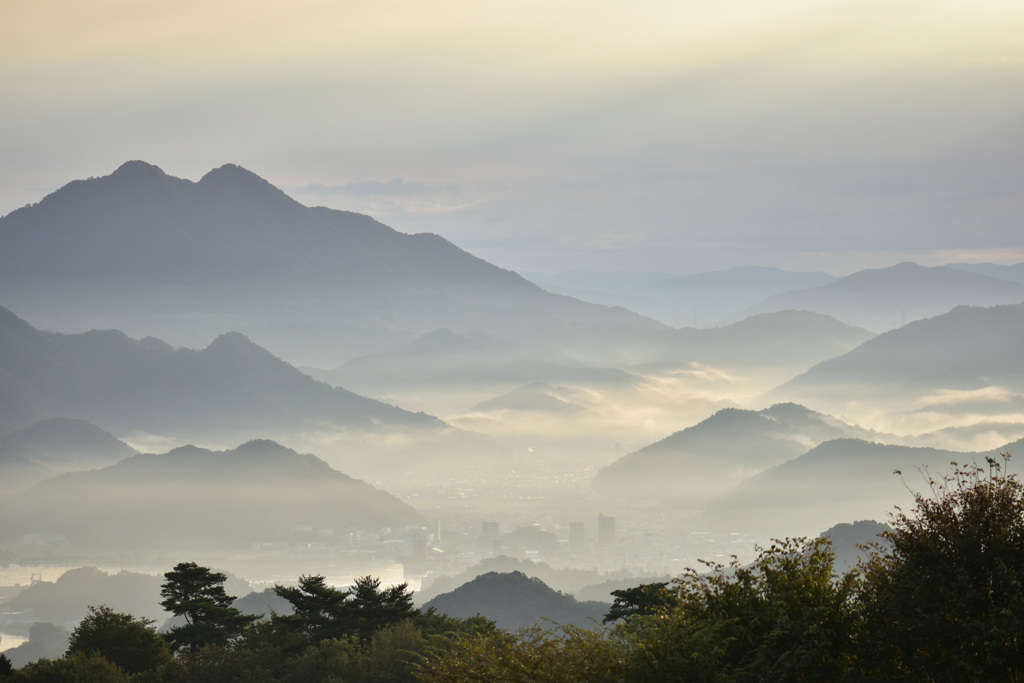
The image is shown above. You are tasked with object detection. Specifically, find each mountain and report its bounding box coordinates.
[421,571,610,631]
[314,311,872,423]
[528,266,836,328]
[703,438,1024,538]
[416,556,615,606]
[649,310,874,372]
[592,403,892,506]
[0,418,136,493]
[820,520,891,573]
[635,266,837,327]
[735,262,1024,332]
[0,451,46,495]
[3,566,167,626]
[470,383,588,414]
[0,418,136,469]
[947,262,1024,285]
[312,328,639,413]
[0,161,666,366]
[0,306,441,438]
[0,439,424,553]
[770,303,1024,416]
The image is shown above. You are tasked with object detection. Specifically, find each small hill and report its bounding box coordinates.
[593,404,889,506]
[820,520,892,573]
[3,566,166,626]
[421,571,610,631]
[737,262,1024,332]
[417,556,614,606]
[471,383,587,414]
[0,440,424,553]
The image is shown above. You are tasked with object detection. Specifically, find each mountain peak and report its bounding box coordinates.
[199,163,276,190]
[196,163,299,210]
[111,160,167,178]
[207,331,256,349]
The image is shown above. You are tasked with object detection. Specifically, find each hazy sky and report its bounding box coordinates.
[3,1,1023,275]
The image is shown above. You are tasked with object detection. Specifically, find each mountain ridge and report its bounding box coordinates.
[735,262,1024,332]
[0,162,664,365]
[0,306,442,437]
[0,439,423,552]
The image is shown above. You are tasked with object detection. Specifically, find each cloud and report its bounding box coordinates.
[295,179,460,198]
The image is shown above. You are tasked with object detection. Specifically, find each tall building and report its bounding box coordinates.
[598,513,616,546]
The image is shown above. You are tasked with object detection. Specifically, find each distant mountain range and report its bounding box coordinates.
[770,302,1024,414]
[421,571,610,631]
[0,161,665,366]
[0,418,137,493]
[735,262,1024,332]
[704,437,1024,538]
[315,311,873,421]
[947,262,1024,285]
[0,439,423,552]
[592,403,892,506]
[527,266,837,328]
[0,306,440,438]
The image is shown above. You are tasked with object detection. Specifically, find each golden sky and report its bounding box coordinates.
[2,0,1023,273]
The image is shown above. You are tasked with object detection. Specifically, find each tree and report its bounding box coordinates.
[345,575,418,641]
[10,650,131,683]
[159,562,257,653]
[67,605,172,674]
[273,574,352,645]
[342,577,417,643]
[628,537,859,682]
[603,582,674,623]
[0,653,12,680]
[415,624,631,683]
[858,455,1024,679]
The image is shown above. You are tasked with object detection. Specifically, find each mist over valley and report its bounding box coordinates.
[1,161,1021,671]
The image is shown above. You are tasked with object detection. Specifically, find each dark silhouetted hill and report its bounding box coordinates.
[820,520,892,573]
[421,571,610,631]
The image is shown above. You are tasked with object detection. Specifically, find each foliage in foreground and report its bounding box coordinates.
[9,456,1024,681]
[416,455,1024,682]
